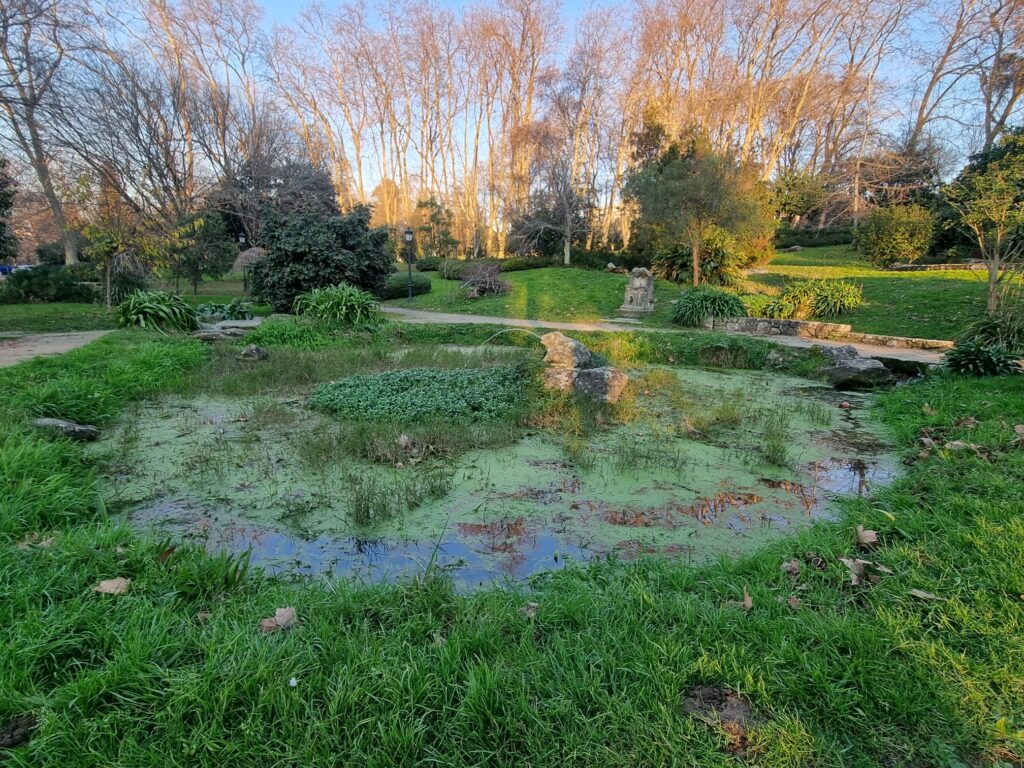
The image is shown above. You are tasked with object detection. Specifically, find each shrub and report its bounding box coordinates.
[959,299,1024,353]
[415,256,442,271]
[499,256,555,272]
[379,272,432,299]
[857,205,934,267]
[195,300,253,320]
[944,341,1022,376]
[250,206,392,312]
[672,286,747,327]
[308,365,526,422]
[0,266,96,304]
[651,228,742,286]
[293,284,382,327]
[775,225,854,249]
[741,294,774,318]
[117,290,198,332]
[243,317,334,350]
[763,279,862,319]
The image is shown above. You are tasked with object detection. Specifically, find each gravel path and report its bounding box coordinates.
[0,330,114,368]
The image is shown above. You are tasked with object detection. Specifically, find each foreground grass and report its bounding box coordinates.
[1,331,1023,766]
[389,267,681,325]
[0,303,116,333]
[751,246,990,340]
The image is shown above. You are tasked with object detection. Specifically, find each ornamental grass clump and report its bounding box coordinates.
[293,284,382,328]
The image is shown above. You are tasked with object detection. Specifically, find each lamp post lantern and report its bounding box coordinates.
[403,226,415,301]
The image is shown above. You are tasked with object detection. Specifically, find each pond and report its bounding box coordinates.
[92,365,897,588]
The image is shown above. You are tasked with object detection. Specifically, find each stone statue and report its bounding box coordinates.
[618,267,656,316]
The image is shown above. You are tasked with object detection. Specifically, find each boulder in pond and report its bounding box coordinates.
[33,418,100,442]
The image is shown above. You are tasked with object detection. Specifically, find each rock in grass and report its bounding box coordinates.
[238,344,269,361]
[540,332,592,369]
[822,358,895,390]
[32,418,99,442]
[542,365,628,403]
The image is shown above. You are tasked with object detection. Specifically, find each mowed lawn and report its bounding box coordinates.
[749,246,990,340]
[391,268,681,325]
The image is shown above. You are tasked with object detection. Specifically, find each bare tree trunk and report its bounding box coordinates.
[987,263,1001,313]
[692,238,701,287]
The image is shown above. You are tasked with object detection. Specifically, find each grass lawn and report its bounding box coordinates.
[1,328,1023,765]
[750,246,990,340]
[0,303,116,333]
[389,268,681,325]
[392,250,995,341]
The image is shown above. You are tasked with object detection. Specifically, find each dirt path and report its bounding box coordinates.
[382,306,944,366]
[0,330,114,368]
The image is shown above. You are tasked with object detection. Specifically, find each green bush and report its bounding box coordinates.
[944,341,1022,376]
[415,255,442,271]
[308,365,526,422]
[959,301,1024,353]
[570,249,651,271]
[116,291,198,332]
[0,266,96,304]
[775,225,853,248]
[741,294,774,318]
[293,284,382,327]
[195,299,253,320]
[671,285,747,327]
[499,256,555,272]
[856,205,934,267]
[250,206,392,312]
[242,317,335,350]
[379,272,432,299]
[763,279,863,319]
[651,228,742,286]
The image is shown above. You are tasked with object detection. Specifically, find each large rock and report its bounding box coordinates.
[238,344,269,361]
[33,417,99,442]
[540,332,592,369]
[822,358,895,390]
[543,367,628,403]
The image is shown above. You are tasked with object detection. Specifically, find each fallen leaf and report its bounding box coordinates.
[922,404,937,416]
[17,533,54,549]
[780,559,801,578]
[838,558,871,586]
[920,436,937,450]
[94,577,131,595]
[804,552,827,571]
[156,545,176,565]
[196,611,212,623]
[519,601,539,619]
[1013,425,1024,447]
[856,525,878,550]
[259,606,298,633]
[741,587,753,612]
[431,631,446,647]
[873,563,894,575]
[945,440,980,451]
[954,416,978,429]
[909,589,943,601]
[787,596,801,610]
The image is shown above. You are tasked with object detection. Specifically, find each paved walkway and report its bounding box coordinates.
[0,330,114,368]
[382,306,944,366]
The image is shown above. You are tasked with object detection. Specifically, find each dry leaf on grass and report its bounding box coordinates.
[519,602,539,619]
[954,416,978,429]
[156,546,176,565]
[16,533,54,549]
[196,611,212,624]
[908,589,943,601]
[780,559,801,578]
[1013,425,1024,447]
[922,404,937,416]
[94,577,131,595]
[741,587,753,612]
[787,596,801,610]
[856,525,878,549]
[259,606,298,633]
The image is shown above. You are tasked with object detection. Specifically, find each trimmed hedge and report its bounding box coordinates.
[380,273,432,299]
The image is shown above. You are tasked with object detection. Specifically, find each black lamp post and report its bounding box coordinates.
[403,226,415,301]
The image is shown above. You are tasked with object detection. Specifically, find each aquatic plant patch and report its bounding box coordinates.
[308,364,528,421]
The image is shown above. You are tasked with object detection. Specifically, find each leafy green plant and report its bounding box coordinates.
[944,341,1022,376]
[415,255,442,271]
[671,285,747,327]
[242,317,335,349]
[293,284,382,327]
[959,292,1024,353]
[195,299,253,320]
[117,290,198,332]
[308,365,526,422]
[741,294,774,318]
[249,206,392,312]
[651,227,743,286]
[378,273,432,299]
[0,267,96,304]
[763,279,862,319]
[856,205,934,267]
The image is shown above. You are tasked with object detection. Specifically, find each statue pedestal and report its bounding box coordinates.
[618,267,656,317]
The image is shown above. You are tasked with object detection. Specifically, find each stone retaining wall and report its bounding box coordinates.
[710,315,953,350]
[890,262,987,272]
